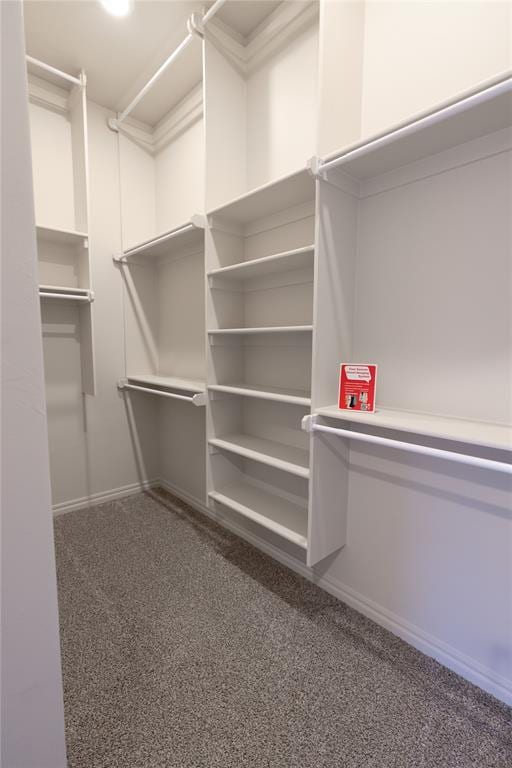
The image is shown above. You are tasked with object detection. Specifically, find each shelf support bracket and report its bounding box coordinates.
[107,116,120,133]
[187,12,205,39]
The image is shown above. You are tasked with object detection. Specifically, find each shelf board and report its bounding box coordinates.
[209,383,311,407]
[207,168,315,225]
[315,405,512,452]
[127,374,205,394]
[207,245,314,282]
[208,325,313,336]
[209,481,308,549]
[209,435,310,478]
[322,75,512,182]
[121,221,203,261]
[36,225,88,246]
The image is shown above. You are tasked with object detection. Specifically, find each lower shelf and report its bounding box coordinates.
[127,374,204,393]
[209,481,308,549]
[315,405,512,452]
[209,434,309,478]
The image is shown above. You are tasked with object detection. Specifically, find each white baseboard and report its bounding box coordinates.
[56,478,512,707]
[52,478,159,516]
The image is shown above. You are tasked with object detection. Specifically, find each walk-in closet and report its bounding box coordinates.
[2,1,512,767]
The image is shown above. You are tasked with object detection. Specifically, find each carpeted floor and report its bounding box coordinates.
[54,488,512,768]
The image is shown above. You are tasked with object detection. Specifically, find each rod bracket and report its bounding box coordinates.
[301,414,317,433]
[108,117,120,133]
[192,392,207,407]
[307,156,325,180]
[112,254,125,264]
[117,378,128,391]
[190,213,207,229]
[187,12,204,38]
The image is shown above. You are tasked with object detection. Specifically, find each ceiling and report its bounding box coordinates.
[23,0,282,125]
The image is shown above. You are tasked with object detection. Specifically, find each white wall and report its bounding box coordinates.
[247,20,318,189]
[45,99,160,513]
[0,2,67,765]
[29,100,76,230]
[360,0,512,137]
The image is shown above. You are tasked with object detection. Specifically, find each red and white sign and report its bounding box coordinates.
[338,364,377,413]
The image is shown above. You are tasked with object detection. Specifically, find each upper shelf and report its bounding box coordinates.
[119,220,204,261]
[207,245,314,282]
[320,75,512,182]
[207,168,316,225]
[315,405,512,452]
[36,225,88,246]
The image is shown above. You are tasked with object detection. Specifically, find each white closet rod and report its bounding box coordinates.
[320,74,512,175]
[39,291,93,302]
[26,55,82,86]
[302,417,512,474]
[112,0,227,129]
[120,382,206,406]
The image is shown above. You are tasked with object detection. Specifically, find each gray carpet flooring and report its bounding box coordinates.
[54,488,512,768]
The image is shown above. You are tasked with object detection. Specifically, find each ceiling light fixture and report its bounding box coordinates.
[99,0,134,17]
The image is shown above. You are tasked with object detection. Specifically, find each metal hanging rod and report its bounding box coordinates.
[302,415,512,474]
[26,55,82,87]
[109,0,227,131]
[118,380,206,406]
[319,74,512,176]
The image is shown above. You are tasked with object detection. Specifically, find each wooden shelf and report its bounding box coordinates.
[127,374,205,394]
[322,76,512,182]
[36,225,88,246]
[315,405,512,452]
[208,325,313,336]
[207,245,314,282]
[209,434,310,478]
[209,481,308,549]
[209,383,311,407]
[207,168,315,225]
[120,221,203,261]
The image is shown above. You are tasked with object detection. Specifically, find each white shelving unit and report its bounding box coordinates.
[28,63,95,395]
[308,77,512,563]
[205,164,331,563]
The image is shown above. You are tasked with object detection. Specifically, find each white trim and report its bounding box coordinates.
[52,479,159,516]
[57,480,512,706]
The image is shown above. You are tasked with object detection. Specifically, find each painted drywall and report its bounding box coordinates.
[318,0,512,156]
[0,2,67,765]
[360,0,512,138]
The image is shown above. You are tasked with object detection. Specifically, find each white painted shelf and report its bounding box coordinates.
[209,434,310,478]
[209,383,311,407]
[207,168,315,225]
[209,481,308,549]
[36,224,88,246]
[120,221,203,261]
[208,325,313,335]
[321,76,512,182]
[315,405,512,452]
[127,374,205,394]
[207,245,314,282]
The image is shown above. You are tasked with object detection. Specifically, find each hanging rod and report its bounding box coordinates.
[26,55,82,87]
[318,74,512,176]
[302,415,512,474]
[39,289,94,302]
[117,380,206,406]
[109,0,227,131]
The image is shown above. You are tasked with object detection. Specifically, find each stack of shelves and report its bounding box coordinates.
[27,65,95,395]
[206,168,317,553]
